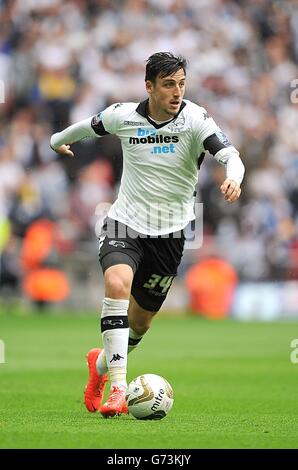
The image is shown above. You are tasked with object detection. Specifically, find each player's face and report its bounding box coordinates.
[146,68,186,120]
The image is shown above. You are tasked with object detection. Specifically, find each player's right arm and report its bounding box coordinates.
[50,104,121,156]
[50,117,95,156]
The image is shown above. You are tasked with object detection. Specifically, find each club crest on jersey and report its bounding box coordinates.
[167,113,185,132]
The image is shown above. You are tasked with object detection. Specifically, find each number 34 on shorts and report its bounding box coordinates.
[143,274,174,293]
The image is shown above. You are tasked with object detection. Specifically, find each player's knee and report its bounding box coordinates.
[105,274,131,299]
[129,318,151,336]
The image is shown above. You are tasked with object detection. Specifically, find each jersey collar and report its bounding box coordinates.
[136,99,186,129]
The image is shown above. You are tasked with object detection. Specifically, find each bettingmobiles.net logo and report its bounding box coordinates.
[129,128,179,154]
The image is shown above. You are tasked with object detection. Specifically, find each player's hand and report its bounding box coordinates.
[51,144,74,157]
[220,178,241,203]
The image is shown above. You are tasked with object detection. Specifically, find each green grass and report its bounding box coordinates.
[0,311,297,449]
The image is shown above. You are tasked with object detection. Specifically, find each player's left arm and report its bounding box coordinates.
[203,133,245,203]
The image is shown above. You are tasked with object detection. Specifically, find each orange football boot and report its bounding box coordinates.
[100,386,128,418]
[84,348,108,412]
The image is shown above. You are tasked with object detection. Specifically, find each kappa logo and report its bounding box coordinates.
[109,240,126,248]
[110,353,124,363]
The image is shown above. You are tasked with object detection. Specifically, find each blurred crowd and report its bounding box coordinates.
[1,0,298,302]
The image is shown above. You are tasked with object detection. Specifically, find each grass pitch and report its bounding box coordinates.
[0,311,297,449]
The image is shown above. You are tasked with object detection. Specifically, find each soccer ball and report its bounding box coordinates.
[126,374,174,420]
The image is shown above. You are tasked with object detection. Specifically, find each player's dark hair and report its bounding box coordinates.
[145,52,187,82]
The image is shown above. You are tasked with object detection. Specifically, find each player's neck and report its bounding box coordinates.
[148,115,171,125]
[147,101,174,122]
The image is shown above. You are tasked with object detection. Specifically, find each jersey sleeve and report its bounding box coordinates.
[50,117,98,150]
[191,106,218,145]
[192,104,235,151]
[91,103,124,136]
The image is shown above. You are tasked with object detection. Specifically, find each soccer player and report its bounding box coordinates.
[50,52,245,418]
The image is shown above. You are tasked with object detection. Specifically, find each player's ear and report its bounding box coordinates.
[146,80,153,95]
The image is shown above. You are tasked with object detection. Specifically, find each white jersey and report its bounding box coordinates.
[51,98,244,235]
[94,99,221,235]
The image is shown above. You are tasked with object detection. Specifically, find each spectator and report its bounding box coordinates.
[0,0,297,295]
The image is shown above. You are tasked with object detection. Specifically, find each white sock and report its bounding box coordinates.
[100,297,129,389]
[97,327,144,375]
[96,349,108,375]
[128,327,143,354]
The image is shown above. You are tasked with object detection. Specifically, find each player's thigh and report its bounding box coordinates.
[128,294,158,335]
[131,234,185,313]
[98,217,143,298]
